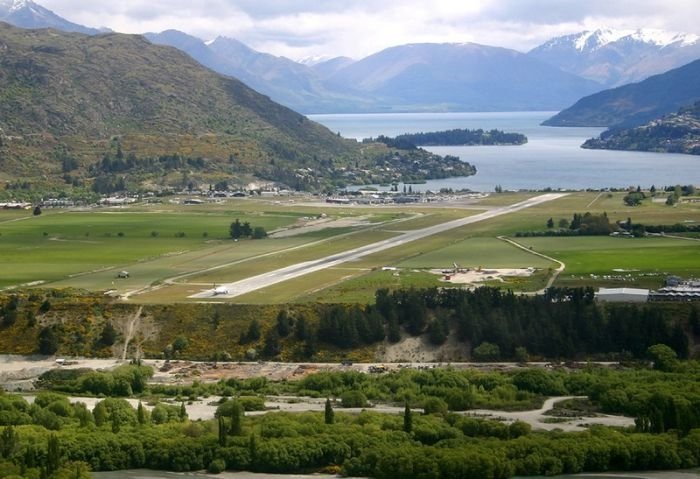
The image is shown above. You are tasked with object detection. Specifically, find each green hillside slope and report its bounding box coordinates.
[543,58,700,128]
[0,23,473,192]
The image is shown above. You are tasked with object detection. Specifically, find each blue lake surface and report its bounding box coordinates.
[308,111,700,192]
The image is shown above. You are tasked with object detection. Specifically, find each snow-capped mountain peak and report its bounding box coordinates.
[529,27,700,88]
[573,29,633,51]
[570,28,699,52]
[625,29,699,47]
[0,0,29,14]
[0,0,100,35]
[297,55,334,66]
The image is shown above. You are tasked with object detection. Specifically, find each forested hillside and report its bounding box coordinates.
[583,101,700,155]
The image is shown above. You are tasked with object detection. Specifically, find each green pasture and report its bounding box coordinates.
[300,269,444,304]
[516,235,700,288]
[397,237,554,269]
[49,237,311,293]
[0,207,305,288]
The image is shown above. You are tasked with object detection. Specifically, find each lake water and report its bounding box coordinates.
[308,111,700,192]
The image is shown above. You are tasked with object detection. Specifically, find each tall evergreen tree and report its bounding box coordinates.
[0,426,18,459]
[217,416,228,446]
[276,309,291,337]
[403,401,412,434]
[46,434,61,478]
[229,401,243,436]
[325,398,334,425]
[137,402,146,425]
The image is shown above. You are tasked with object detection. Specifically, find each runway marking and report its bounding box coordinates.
[191,193,568,299]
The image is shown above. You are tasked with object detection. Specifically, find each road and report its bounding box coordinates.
[191,193,568,299]
[498,236,566,293]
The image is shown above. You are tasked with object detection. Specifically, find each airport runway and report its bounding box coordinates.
[191,193,567,299]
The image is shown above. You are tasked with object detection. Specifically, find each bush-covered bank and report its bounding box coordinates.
[36,359,700,434]
[1,388,700,479]
[0,287,696,362]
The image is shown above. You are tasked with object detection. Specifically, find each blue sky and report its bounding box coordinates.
[41,0,700,60]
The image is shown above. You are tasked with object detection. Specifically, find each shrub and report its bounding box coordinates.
[207,458,226,474]
[341,390,367,408]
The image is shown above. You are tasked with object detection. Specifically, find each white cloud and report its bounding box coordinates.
[40,0,700,59]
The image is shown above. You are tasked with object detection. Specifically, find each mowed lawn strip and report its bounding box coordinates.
[516,236,700,284]
[49,237,311,293]
[397,237,554,269]
[0,208,300,288]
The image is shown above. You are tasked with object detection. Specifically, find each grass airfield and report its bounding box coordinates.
[0,191,698,303]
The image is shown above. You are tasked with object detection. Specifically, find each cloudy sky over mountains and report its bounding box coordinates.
[40,0,700,59]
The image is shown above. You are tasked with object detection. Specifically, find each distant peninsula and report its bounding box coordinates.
[364,128,528,150]
[582,101,700,155]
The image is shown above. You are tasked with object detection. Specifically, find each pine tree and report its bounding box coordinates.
[137,402,146,425]
[230,219,243,239]
[46,435,61,478]
[387,314,401,343]
[295,315,309,341]
[246,320,261,342]
[276,309,291,337]
[0,426,18,459]
[218,416,227,446]
[324,398,334,425]
[248,434,258,466]
[111,413,121,433]
[403,401,412,434]
[93,402,107,427]
[229,401,243,436]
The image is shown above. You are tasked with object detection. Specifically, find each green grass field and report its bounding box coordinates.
[397,237,553,269]
[515,235,700,288]
[2,192,699,302]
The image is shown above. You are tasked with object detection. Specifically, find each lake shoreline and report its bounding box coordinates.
[309,112,700,192]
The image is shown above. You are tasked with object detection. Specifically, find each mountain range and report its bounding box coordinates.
[2,0,700,122]
[0,0,100,34]
[529,28,700,87]
[322,43,601,112]
[145,32,602,113]
[144,31,373,114]
[543,58,700,128]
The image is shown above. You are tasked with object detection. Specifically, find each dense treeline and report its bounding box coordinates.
[369,287,690,360]
[365,129,527,149]
[1,288,694,363]
[516,212,615,237]
[2,376,700,478]
[637,223,700,234]
[92,152,209,176]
